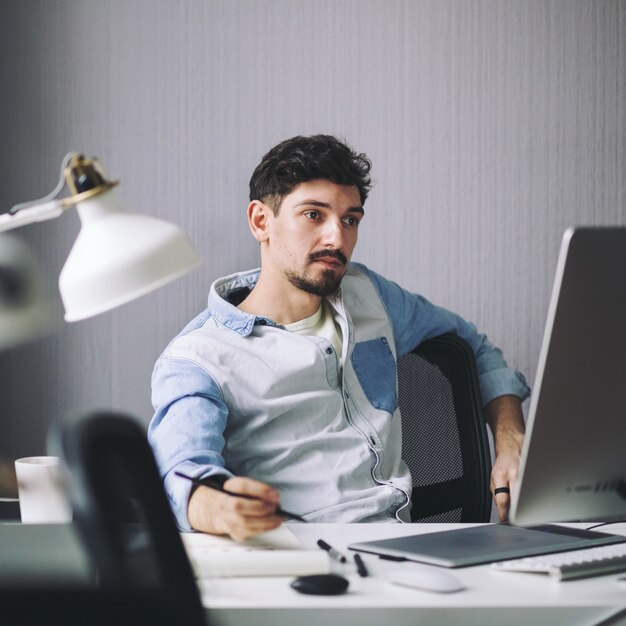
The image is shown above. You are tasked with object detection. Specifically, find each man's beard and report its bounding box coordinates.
[285,250,348,297]
[286,268,344,297]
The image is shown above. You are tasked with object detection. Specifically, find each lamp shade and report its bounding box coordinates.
[59,190,201,322]
[0,234,50,348]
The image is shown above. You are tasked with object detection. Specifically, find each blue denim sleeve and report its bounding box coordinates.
[148,356,233,531]
[353,263,530,406]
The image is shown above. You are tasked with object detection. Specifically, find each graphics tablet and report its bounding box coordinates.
[348,524,626,568]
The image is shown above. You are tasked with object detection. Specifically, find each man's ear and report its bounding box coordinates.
[247,200,271,243]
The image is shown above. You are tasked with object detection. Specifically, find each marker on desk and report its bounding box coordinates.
[174,471,307,522]
[354,553,369,577]
[317,539,347,563]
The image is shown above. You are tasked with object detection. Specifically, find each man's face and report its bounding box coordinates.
[263,179,364,297]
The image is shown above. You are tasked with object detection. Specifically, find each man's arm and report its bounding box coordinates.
[484,394,526,521]
[150,356,282,539]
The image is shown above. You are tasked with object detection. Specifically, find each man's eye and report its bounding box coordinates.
[343,216,360,226]
[304,211,320,220]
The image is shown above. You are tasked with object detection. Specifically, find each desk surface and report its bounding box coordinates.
[198,522,626,626]
[1,520,624,626]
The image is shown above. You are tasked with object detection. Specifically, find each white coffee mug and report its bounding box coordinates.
[14,456,72,523]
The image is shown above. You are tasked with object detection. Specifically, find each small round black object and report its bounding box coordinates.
[290,574,349,596]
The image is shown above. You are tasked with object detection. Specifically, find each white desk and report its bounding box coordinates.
[198,523,626,626]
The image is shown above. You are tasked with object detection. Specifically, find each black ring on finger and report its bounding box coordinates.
[494,487,511,496]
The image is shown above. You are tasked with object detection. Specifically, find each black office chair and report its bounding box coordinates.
[398,333,492,522]
[57,412,207,626]
[0,412,207,626]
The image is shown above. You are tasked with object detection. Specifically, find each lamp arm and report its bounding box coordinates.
[0,201,69,233]
[0,152,77,233]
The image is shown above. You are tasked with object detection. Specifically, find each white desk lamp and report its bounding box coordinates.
[0,154,200,498]
[0,153,201,321]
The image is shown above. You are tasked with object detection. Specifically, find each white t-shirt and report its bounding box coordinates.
[284,300,343,367]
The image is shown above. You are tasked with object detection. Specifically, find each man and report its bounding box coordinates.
[149,135,530,541]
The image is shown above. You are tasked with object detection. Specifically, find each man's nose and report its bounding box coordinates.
[321,218,343,248]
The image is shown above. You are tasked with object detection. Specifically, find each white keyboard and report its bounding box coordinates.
[491,542,626,580]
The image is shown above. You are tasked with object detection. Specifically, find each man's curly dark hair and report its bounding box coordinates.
[249,135,372,214]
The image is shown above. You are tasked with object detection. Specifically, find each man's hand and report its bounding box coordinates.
[187,476,284,541]
[485,395,526,522]
[490,448,522,522]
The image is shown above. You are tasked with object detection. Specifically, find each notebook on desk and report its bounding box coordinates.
[352,227,626,568]
[348,524,626,568]
[181,525,329,577]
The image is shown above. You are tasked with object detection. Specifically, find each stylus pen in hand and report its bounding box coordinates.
[174,471,307,522]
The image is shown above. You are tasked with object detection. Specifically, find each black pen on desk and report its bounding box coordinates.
[353,553,369,577]
[317,539,347,563]
[174,471,307,523]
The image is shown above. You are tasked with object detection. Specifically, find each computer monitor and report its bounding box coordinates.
[510,226,626,525]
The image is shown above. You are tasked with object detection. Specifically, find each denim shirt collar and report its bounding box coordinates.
[208,266,347,336]
[208,268,278,336]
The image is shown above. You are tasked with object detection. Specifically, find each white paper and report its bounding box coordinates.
[181,525,330,578]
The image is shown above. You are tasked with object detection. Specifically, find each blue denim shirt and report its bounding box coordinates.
[149,263,530,530]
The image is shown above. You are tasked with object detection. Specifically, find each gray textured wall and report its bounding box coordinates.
[0,0,624,458]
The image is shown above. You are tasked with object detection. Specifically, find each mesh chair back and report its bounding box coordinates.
[398,333,492,522]
[58,412,206,626]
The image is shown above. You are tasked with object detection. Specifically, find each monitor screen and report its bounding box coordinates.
[510,227,626,525]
